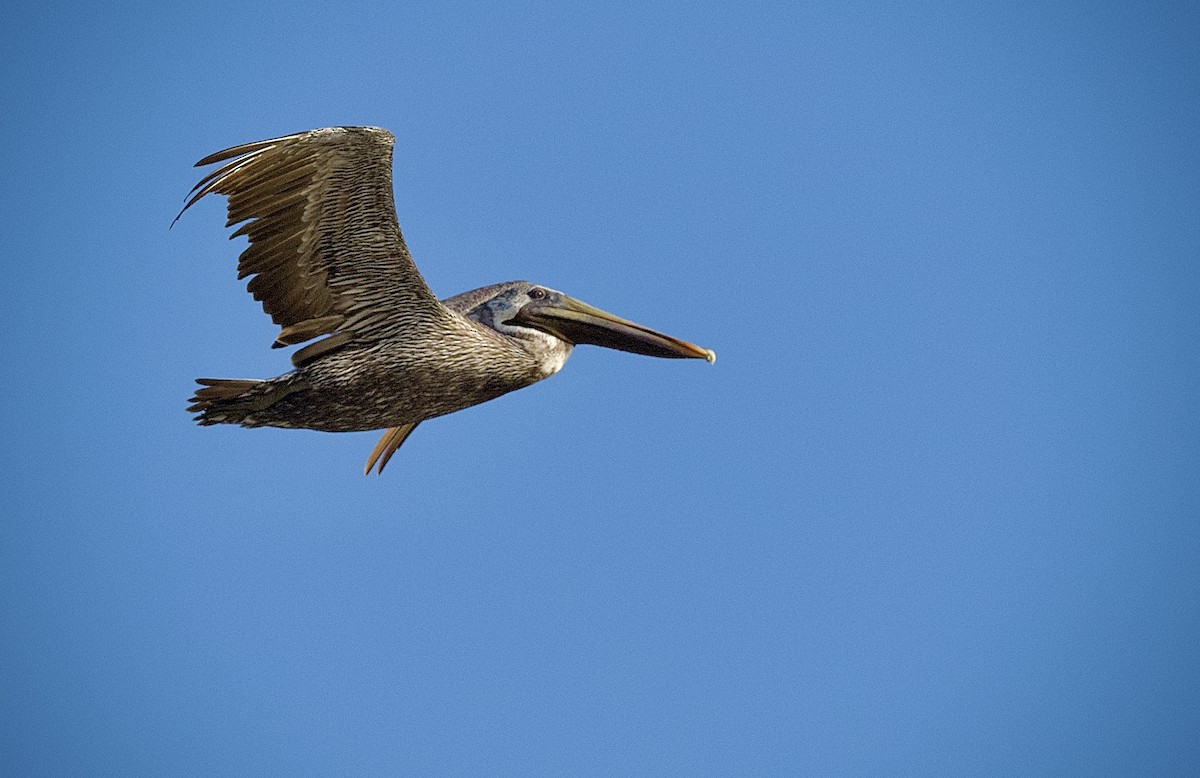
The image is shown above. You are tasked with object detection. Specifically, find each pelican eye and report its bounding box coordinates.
[528,288,546,300]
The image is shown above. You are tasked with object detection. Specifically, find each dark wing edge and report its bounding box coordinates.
[176,127,444,365]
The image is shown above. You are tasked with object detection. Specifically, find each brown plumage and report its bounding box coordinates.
[180,127,714,474]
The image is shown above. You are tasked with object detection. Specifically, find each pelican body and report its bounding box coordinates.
[180,127,714,473]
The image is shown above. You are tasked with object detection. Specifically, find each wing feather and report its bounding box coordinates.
[364,423,421,475]
[177,126,444,357]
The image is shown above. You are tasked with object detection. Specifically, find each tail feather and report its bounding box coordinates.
[188,377,299,426]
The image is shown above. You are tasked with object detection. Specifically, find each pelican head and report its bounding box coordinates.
[467,281,716,364]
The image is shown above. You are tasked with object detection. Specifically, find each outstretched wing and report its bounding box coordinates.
[178,126,445,365]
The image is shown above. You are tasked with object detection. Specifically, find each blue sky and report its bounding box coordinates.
[2,1,1197,774]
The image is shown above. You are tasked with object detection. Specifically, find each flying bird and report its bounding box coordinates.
[178,127,715,474]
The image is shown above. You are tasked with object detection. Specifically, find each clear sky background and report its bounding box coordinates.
[2,1,1198,775]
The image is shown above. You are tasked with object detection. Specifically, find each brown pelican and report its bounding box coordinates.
[178,127,715,474]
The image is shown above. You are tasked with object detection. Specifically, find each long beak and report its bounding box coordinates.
[512,294,716,363]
